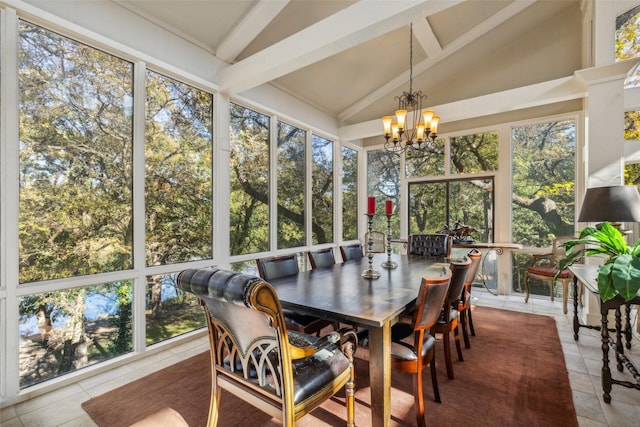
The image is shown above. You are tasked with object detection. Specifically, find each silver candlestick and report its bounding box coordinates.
[381,213,397,269]
[362,213,381,279]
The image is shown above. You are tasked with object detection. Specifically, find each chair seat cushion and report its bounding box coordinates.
[287,331,351,406]
[527,266,571,278]
[390,333,436,361]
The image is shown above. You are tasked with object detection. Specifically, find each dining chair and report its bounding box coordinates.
[176,267,356,426]
[430,256,471,379]
[308,247,336,269]
[257,254,334,335]
[388,271,452,427]
[340,243,364,262]
[458,249,482,349]
[523,236,575,314]
[408,234,452,258]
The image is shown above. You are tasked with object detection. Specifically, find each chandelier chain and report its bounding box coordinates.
[409,23,413,96]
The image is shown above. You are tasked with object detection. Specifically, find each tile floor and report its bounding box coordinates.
[1,290,639,426]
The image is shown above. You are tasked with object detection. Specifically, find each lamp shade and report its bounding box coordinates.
[578,185,640,223]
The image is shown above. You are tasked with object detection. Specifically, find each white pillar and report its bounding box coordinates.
[575,61,634,324]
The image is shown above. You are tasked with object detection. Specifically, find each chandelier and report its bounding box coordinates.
[382,23,439,156]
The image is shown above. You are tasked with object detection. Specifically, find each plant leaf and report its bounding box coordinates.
[597,262,618,301]
[609,254,640,301]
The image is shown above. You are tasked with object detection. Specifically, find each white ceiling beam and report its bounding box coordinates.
[338,75,585,141]
[338,0,537,122]
[412,18,442,58]
[216,0,290,63]
[217,0,463,95]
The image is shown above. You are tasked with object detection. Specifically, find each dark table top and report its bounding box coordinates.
[269,254,450,328]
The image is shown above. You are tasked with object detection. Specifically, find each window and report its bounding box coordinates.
[277,121,306,249]
[511,119,576,294]
[229,104,270,255]
[408,178,494,241]
[18,20,134,283]
[145,71,213,265]
[342,146,358,241]
[625,111,640,141]
[145,272,205,345]
[19,281,133,387]
[511,120,576,246]
[450,132,498,174]
[367,149,400,235]
[311,135,333,244]
[405,138,445,178]
[616,5,640,88]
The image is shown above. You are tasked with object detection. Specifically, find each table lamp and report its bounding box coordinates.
[578,185,640,232]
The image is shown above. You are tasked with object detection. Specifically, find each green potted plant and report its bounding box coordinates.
[557,221,640,302]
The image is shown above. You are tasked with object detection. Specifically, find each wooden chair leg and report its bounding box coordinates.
[442,332,454,379]
[468,308,476,336]
[461,310,471,349]
[208,385,221,427]
[345,343,355,427]
[430,356,441,403]
[414,367,426,427]
[454,325,464,362]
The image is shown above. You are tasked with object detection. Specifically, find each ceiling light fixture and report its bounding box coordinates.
[382,23,439,156]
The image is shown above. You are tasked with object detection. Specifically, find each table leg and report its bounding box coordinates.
[573,276,580,340]
[625,304,632,350]
[367,323,391,427]
[601,306,612,404]
[615,307,624,372]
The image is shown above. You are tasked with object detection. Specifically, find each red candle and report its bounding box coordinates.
[385,200,393,215]
[367,196,376,215]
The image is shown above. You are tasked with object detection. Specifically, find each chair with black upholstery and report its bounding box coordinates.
[257,254,334,335]
[430,257,471,380]
[523,236,575,314]
[177,268,356,426]
[388,271,452,427]
[340,243,364,262]
[408,234,452,258]
[458,249,482,349]
[308,247,336,269]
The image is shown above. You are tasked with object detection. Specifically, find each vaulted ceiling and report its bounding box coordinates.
[114,0,582,134]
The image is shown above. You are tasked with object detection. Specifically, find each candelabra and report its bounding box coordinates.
[362,213,381,279]
[381,213,397,269]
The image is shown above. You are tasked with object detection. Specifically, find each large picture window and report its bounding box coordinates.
[367,149,400,236]
[408,178,494,242]
[311,135,334,244]
[229,104,270,255]
[511,119,576,294]
[342,146,358,241]
[18,20,134,283]
[145,70,213,266]
[277,121,306,249]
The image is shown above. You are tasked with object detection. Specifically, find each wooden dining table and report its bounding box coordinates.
[268,253,450,427]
